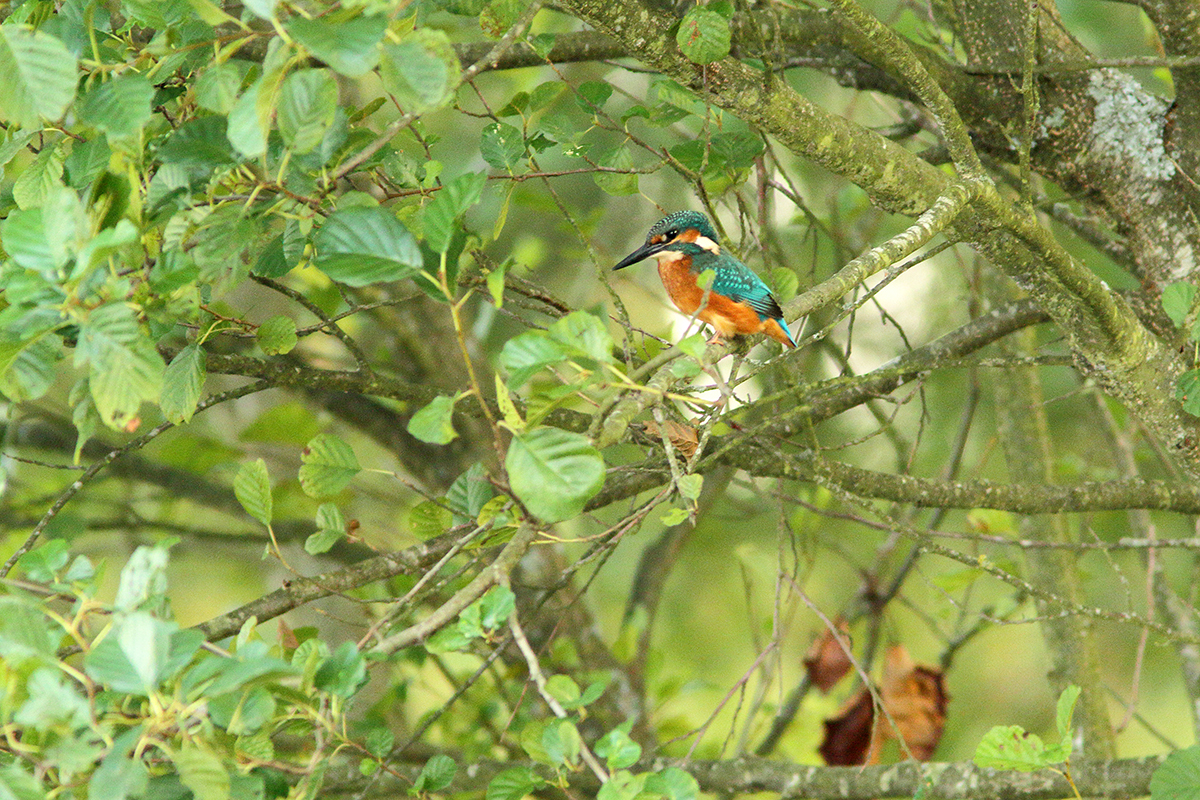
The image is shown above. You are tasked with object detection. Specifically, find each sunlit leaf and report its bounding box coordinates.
[313,207,423,286]
[299,433,361,497]
[278,69,338,154]
[407,395,459,445]
[173,744,230,800]
[235,459,274,527]
[288,14,386,77]
[379,28,460,112]
[160,343,206,423]
[256,315,298,355]
[76,76,155,138]
[505,428,605,522]
[485,768,544,800]
[0,27,78,129]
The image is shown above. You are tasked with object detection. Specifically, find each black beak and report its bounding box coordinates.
[613,241,666,271]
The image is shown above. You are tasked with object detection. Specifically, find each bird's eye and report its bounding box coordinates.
[665,229,678,239]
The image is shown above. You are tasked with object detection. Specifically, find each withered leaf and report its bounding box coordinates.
[804,620,852,693]
[877,644,948,761]
[818,644,948,766]
[819,688,873,766]
[641,419,699,459]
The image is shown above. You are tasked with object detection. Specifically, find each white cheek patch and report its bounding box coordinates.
[693,235,720,254]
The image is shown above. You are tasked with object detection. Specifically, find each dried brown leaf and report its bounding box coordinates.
[819,688,873,766]
[642,419,699,459]
[804,620,852,693]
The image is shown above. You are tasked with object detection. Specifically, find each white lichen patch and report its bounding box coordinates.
[1087,70,1175,182]
[1039,106,1066,138]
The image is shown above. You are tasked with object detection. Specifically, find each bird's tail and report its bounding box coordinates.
[767,318,797,348]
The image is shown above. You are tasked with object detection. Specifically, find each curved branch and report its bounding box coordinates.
[320,753,1163,799]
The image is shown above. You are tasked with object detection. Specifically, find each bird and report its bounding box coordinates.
[613,210,797,348]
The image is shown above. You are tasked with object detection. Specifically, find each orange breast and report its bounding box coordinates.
[656,257,776,340]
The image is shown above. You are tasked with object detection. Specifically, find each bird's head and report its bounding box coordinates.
[613,210,721,270]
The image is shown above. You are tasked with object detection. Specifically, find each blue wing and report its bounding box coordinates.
[690,250,797,345]
[708,256,784,318]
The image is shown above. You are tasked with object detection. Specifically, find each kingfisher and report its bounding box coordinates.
[613,210,797,348]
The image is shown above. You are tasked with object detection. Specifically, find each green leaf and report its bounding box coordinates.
[365,728,394,758]
[196,62,247,114]
[160,343,207,423]
[505,427,605,523]
[550,310,615,363]
[226,79,268,158]
[123,0,189,29]
[676,474,703,500]
[495,372,524,430]
[158,116,239,167]
[77,76,155,138]
[208,687,276,735]
[64,135,111,189]
[407,395,459,445]
[2,187,86,271]
[485,768,544,800]
[412,755,457,795]
[84,612,174,694]
[13,143,65,209]
[1177,369,1200,417]
[593,145,637,196]
[479,584,515,629]
[1054,684,1080,750]
[379,29,461,112]
[1151,745,1200,800]
[973,725,1057,771]
[446,463,495,523]
[480,0,525,36]
[235,459,274,527]
[314,641,367,697]
[0,26,78,129]
[598,770,648,800]
[114,544,170,613]
[0,762,46,800]
[288,14,387,77]
[89,728,149,800]
[16,540,70,584]
[425,624,474,653]
[241,0,278,20]
[660,506,689,526]
[481,122,525,170]
[173,745,230,800]
[0,334,61,403]
[257,315,298,355]
[88,337,164,428]
[409,500,453,539]
[712,130,764,169]
[278,69,338,154]
[545,674,581,707]
[579,675,610,707]
[676,6,731,64]
[305,503,346,555]
[594,728,641,770]
[423,170,487,255]
[499,331,569,388]
[313,207,423,286]
[1163,282,1197,329]
[575,80,612,114]
[299,433,361,497]
[542,719,582,767]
